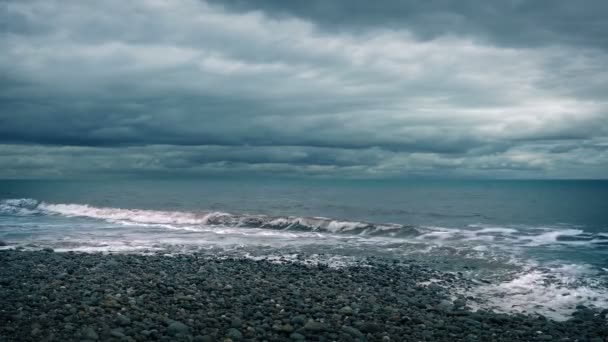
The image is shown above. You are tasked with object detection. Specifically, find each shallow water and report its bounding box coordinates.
[1,178,607,320]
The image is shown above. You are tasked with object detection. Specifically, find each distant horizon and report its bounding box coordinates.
[2,176,608,182]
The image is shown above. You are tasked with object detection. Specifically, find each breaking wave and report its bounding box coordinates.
[0,198,415,236]
[1,198,606,247]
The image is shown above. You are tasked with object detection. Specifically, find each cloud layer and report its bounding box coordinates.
[1,0,607,178]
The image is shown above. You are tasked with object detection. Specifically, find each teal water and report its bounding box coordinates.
[1,178,607,320]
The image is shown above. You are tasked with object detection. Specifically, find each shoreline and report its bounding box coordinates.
[0,250,606,341]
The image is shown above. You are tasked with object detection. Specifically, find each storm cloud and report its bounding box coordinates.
[1,0,607,178]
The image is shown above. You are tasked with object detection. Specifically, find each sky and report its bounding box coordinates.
[1,0,607,179]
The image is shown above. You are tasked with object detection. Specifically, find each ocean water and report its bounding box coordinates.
[1,178,607,320]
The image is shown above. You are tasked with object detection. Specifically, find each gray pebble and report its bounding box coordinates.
[110,328,125,338]
[81,327,98,341]
[304,320,327,332]
[226,328,242,341]
[167,321,189,336]
[290,332,306,340]
[339,306,354,315]
[341,326,365,338]
[116,314,131,326]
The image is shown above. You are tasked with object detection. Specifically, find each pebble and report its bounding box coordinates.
[304,320,327,332]
[342,326,365,338]
[110,328,125,338]
[360,322,382,333]
[226,328,242,341]
[339,306,354,315]
[291,315,307,326]
[290,332,306,340]
[116,314,131,326]
[230,317,242,328]
[81,327,98,340]
[280,324,294,333]
[167,321,189,336]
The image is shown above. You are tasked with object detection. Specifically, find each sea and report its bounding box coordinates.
[1,178,607,321]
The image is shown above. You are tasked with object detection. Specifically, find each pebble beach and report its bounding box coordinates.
[1,250,606,342]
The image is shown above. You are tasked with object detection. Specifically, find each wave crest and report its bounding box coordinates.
[1,198,604,246]
[0,198,414,236]
[0,198,41,216]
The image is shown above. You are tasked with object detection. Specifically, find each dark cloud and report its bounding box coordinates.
[210,0,608,49]
[0,92,486,153]
[0,0,607,178]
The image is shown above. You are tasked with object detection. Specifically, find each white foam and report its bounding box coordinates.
[326,220,367,233]
[267,217,291,226]
[0,198,40,216]
[414,224,603,250]
[417,230,458,240]
[521,229,585,246]
[39,202,226,225]
[415,226,515,244]
[238,253,359,268]
[466,264,608,321]
[476,227,518,234]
